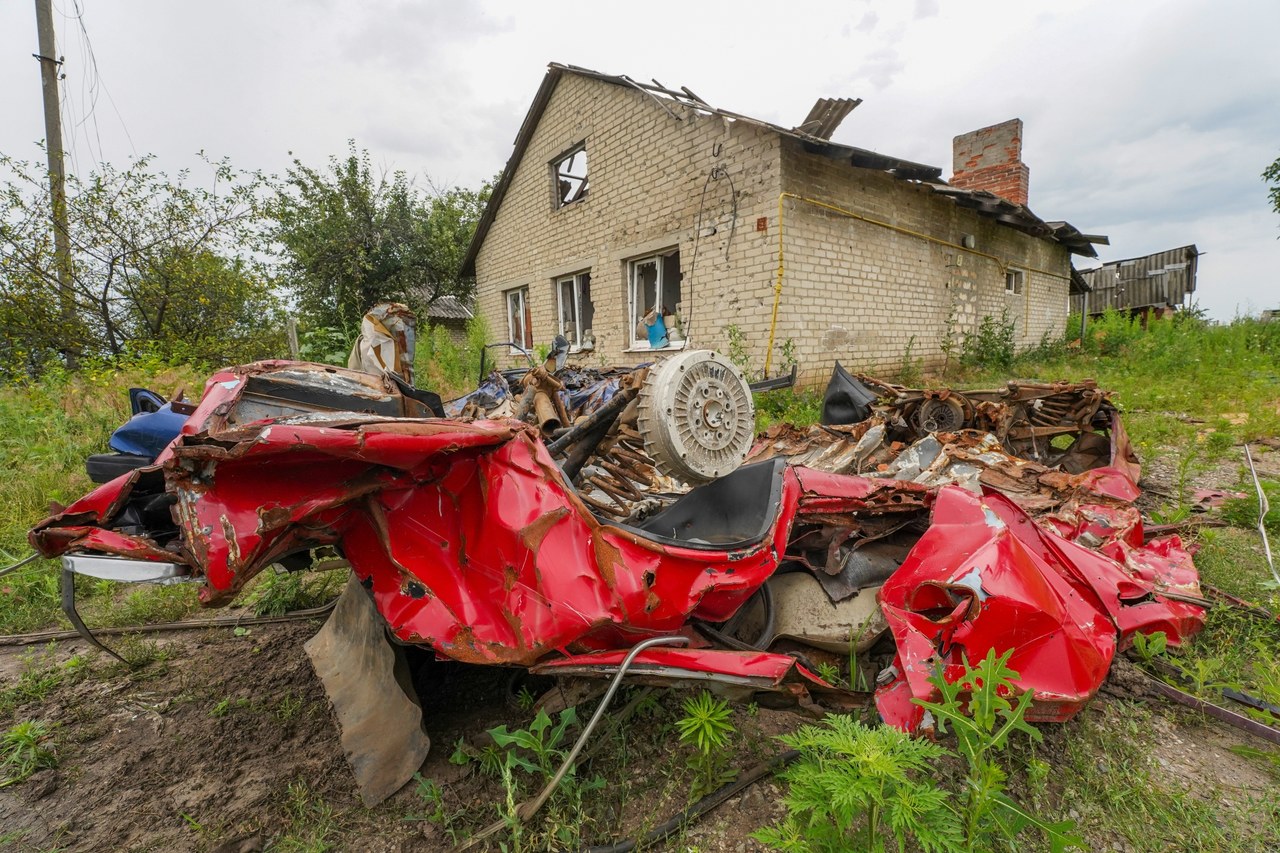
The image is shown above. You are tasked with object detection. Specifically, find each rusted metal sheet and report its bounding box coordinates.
[1071,244,1199,316]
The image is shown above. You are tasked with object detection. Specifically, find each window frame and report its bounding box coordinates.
[555,271,593,352]
[627,251,684,351]
[551,144,589,209]
[505,286,532,353]
[1005,268,1026,295]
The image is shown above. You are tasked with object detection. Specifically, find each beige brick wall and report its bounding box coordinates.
[473,76,1072,387]
[474,74,783,370]
[772,140,1071,384]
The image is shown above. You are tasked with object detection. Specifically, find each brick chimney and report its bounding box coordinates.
[950,118,1029,206]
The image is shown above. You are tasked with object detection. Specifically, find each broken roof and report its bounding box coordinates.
[1073,244,1199,313]
[461,63,1106,276]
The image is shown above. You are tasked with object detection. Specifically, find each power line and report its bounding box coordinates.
[52,0,136,166]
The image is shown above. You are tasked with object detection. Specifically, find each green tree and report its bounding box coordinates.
[0,151,283,377]
[1266,153,1280,222]
[266,143,490,330]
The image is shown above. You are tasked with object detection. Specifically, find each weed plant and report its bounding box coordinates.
[452,706,604,851]
[752,715,962,852]
[0,720,58,787]
[675,690,738,798]
[756,651,1080,852]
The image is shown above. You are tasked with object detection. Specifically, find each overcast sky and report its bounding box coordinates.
[2,0,1277,319]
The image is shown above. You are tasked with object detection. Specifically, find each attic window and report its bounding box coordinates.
[1005,268,1025,295]
[553,145,589,208]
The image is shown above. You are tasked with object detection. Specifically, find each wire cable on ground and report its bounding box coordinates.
[0,600,337,647]
[0,553,41,579]
[580,748,802,853]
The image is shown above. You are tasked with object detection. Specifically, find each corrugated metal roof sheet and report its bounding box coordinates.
[423,295,473,321]
[1070,245,1199,315]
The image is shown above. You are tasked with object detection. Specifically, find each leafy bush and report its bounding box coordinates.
[752,715,962,853]
[961,310,1016,370]
[0,152,284,378]
[755,388,823,432]
[415,315,489,398]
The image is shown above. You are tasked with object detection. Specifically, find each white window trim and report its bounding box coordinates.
[555,272,592,352]
[1005,268,1026,295]
[505,287,530,354]
[627,252,683,352]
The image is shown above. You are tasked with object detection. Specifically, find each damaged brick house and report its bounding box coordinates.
[461,63,1106,382]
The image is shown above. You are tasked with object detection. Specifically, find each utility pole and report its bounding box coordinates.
[34,0,77,368]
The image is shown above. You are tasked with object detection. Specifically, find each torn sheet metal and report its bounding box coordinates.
[874,485,1205,729]
[30,360,1208,735]
[35,418,806,665]
[347,302,417,383]
[530,646,875,714]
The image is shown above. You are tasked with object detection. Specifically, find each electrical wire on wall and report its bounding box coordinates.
[684,154,738,345]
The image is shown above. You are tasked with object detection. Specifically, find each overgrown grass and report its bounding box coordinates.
[0,356,205,634]
[966,312,1280,459]
[414,315,489,399]
[1040,700,1279,851]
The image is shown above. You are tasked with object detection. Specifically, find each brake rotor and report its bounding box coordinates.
[636,350,755,484]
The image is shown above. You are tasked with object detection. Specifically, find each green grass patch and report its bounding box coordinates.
[0,360,203,634]
[1047,700,1279,851]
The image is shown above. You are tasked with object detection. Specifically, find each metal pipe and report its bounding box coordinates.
[459,635,689,850]
[545,390,633,456]
[533,391,561,433]
[1245,444,1278,586]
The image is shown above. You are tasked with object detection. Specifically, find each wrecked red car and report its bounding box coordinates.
[29,356,1205,800]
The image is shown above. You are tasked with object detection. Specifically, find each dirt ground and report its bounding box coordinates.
[0,620,799,852]
[1,611,1276,852]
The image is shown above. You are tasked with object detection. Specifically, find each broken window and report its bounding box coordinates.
[628,251,683,350]
[552,145,588,208]
[1005,268,1025,295]
[556,272,594,350]
[505,287,532,351]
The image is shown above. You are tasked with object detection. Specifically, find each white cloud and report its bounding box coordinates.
[1,0,1277,319]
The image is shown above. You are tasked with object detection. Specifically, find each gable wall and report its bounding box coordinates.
[474,73,783,369]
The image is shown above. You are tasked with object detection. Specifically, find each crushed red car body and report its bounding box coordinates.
[30,359,1205,730]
